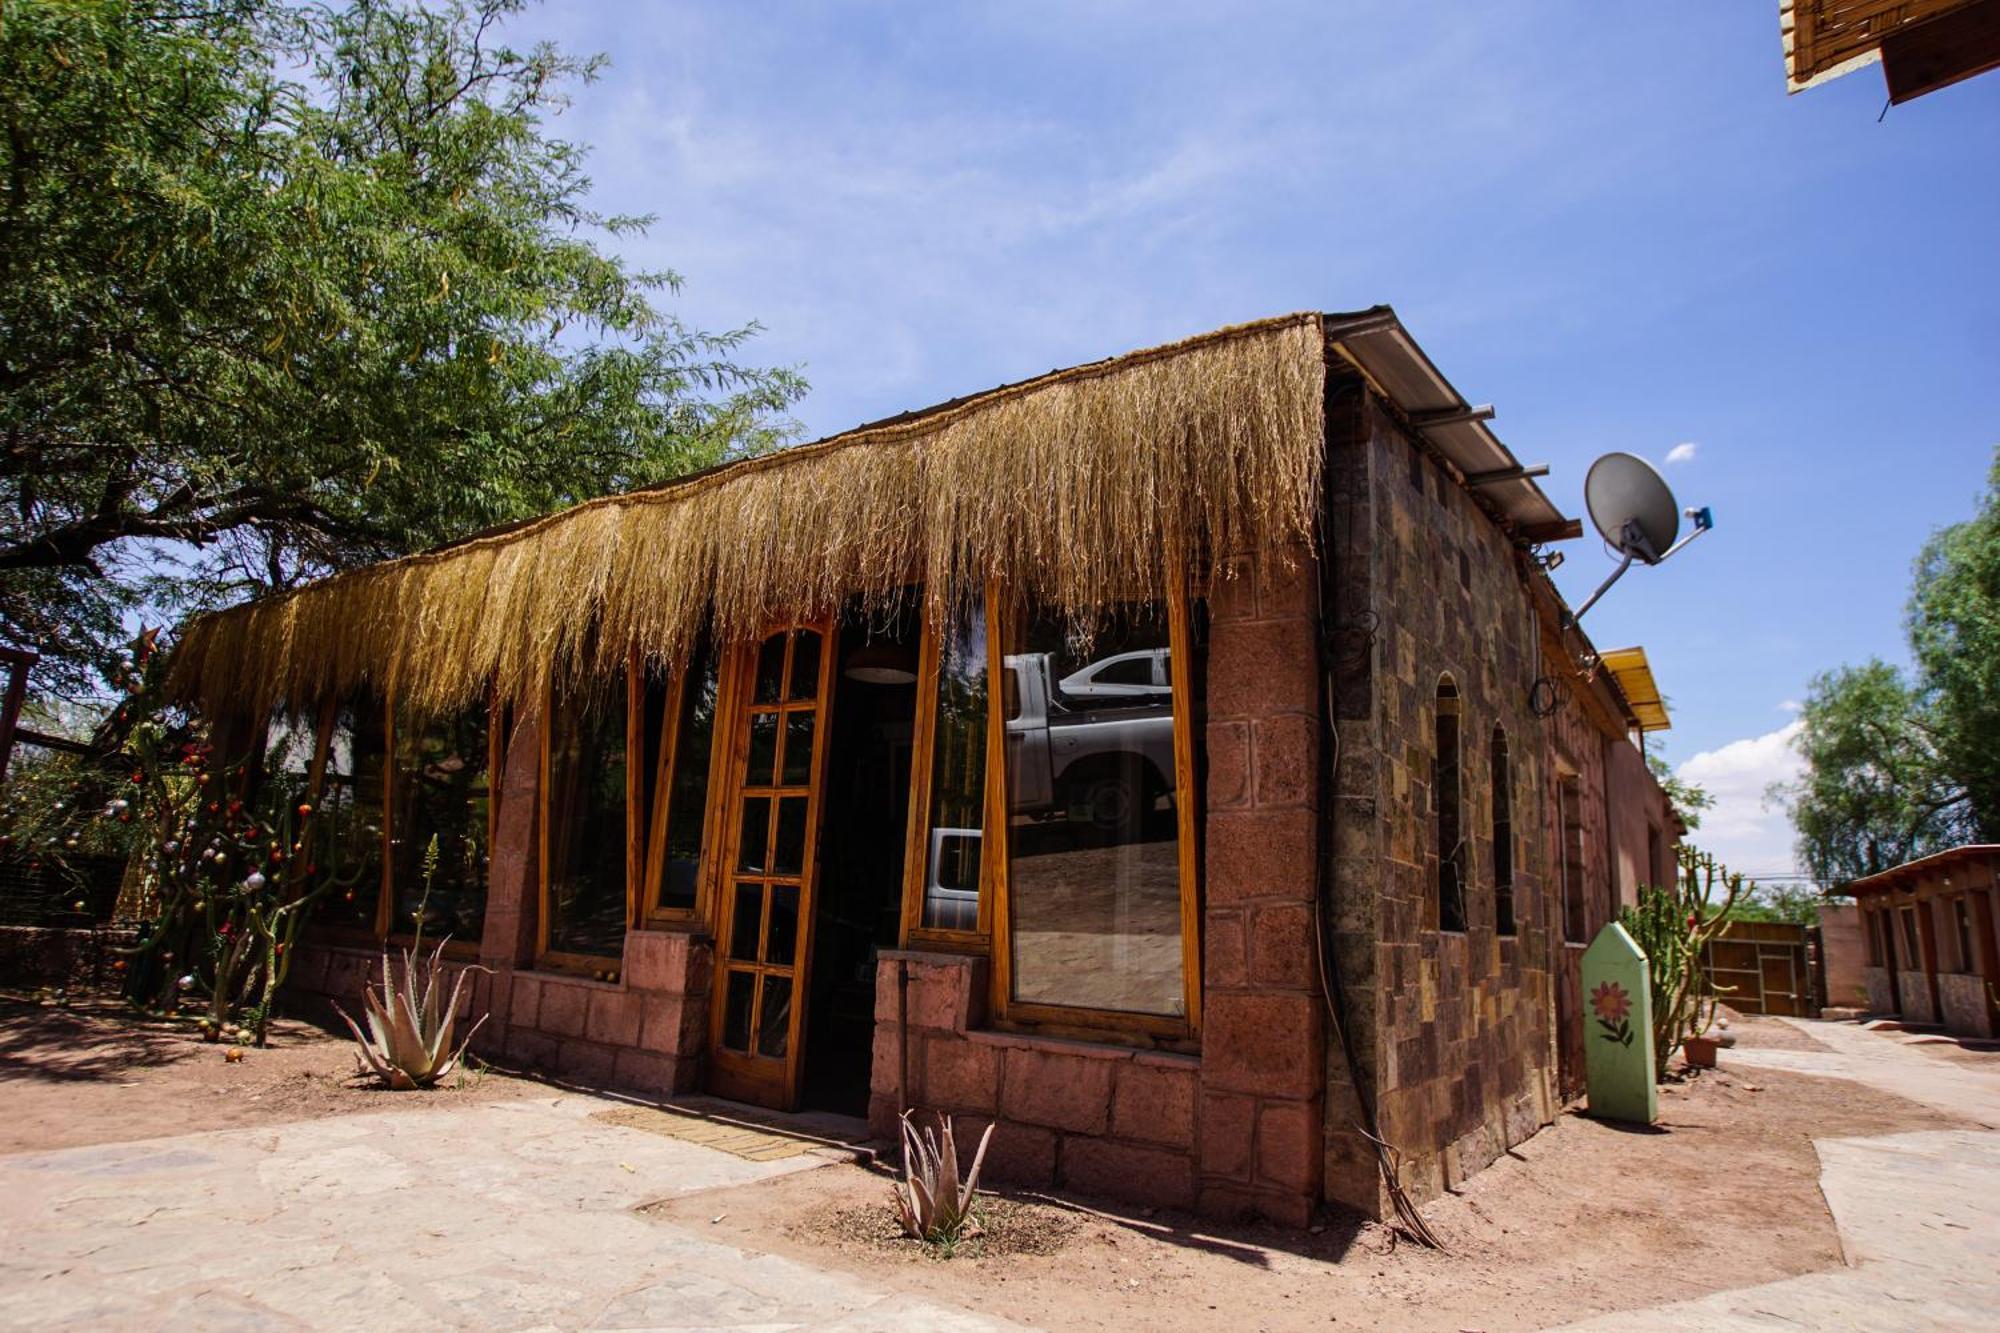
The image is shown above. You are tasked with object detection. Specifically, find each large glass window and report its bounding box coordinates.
[315,694,389,933]
[917,600,989,933]
[388,702,492,944]
[1001,600,1195,1019]
[542,676,629,962]
[652,630,721,917]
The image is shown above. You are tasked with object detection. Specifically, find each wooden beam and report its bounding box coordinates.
[1883,0,2000,102]
[1518,518,1584,544]
[1409,403,1495,428]
[1466,463,1551,488]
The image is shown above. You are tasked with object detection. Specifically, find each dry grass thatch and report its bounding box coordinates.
[169,313,1328,719]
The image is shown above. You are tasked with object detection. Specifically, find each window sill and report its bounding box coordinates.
[970,1024,1199,1065]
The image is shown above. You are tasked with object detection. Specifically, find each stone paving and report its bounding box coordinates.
[0,1094,1018,1331]
[1556,1018,2000,1331]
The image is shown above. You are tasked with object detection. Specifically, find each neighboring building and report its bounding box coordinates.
[169,309,1679,1225]
[1817,901,1871,1014]
[1850,845,2000,1037]
[1782,0,2000,103]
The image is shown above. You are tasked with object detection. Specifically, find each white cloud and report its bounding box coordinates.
[1779,699,1802,714]
[1676,720,1804,881]
[1665,441,1698,465]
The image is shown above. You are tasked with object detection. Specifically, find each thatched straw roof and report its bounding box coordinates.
[169,312,1329,720]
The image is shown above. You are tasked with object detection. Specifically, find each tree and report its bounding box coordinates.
[1780,660,1969,887]
[0,0,802,698]
[1908,451,2000,841]
[1646,751,1714,832]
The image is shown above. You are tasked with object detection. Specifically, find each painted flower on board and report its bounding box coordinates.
[1590,980,1632,1026]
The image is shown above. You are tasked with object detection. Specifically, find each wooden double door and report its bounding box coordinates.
[706,619,837,1109]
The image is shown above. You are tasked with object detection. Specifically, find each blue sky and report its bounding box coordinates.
[507,2,1998,879]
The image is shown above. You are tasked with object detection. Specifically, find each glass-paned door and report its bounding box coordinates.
[708,620,835,1108]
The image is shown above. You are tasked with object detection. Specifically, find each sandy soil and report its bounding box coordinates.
[1716,1008,1835,1052]
[645,1063,1976,1332]
[0,993,543,1155]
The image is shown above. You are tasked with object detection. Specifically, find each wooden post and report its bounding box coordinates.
[0,646,36,785]
[1582,921,1658,1125]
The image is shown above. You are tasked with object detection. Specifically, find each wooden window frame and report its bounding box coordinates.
[383,684,502,961]
[304,687,397,946]
[898,589,996,954]
[534,656,644,978]
[641,637,735,932]
[983,578,1204,1048]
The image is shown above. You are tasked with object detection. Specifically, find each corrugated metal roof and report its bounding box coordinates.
[1598,647,1671,732]
[1323,307,1577,541]
[1845,843,2000,895]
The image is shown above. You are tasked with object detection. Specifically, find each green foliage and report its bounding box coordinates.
[1781,661,1970,888]
[1726,882,1844,928]
[0,0,803,695]
[1620,845,1742,1081]
[1908,452,2000,842]
[1645,751,1713,832]
[1,632,366,1042]
[1781,450,2000,884]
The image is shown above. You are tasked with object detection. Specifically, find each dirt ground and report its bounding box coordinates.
[1716,1008,1833,1052]
[0,992,543,1154]
[648,1045,1976,1333]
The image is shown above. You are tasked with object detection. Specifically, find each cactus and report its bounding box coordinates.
[1620,845,1745,1081]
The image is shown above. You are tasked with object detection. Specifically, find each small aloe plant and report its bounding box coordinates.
[894,1110,994,1244]
[336,836,486,1089]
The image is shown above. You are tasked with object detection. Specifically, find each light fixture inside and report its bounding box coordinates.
[843,640,917,685]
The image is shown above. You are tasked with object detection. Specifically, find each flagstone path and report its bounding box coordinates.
[0,1094,1018,1331]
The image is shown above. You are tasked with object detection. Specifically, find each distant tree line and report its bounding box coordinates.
[1778,450,2000,887]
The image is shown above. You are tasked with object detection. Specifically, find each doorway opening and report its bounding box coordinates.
[801,598,921,1115]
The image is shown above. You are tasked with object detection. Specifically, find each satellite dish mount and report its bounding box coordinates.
[1566,452,1713,626]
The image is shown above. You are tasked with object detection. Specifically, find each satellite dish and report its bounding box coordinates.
[1585,452,1679,564]
[1566,452,1715,626]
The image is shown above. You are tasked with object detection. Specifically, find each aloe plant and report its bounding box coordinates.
[894,1111,994,1244]
[336,836,486,1088]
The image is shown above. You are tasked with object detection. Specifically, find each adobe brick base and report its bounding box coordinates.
[284,926,713,1095]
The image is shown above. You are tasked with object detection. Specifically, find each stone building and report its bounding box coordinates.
[171,308,1680,1225]
[1851,845,2000,1037]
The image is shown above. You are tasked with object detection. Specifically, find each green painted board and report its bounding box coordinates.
[1582,921,1658,1125]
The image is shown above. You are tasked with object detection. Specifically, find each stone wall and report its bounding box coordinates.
[1332,382,1559,1206]
[1863,965,1897,1015]
[1938,972,1996,1039]
[1897,969,1937,1025]
[0,924,134,993]
[869,952,1203,1210]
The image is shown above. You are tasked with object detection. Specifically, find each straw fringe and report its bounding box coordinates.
[169,313,1327,719]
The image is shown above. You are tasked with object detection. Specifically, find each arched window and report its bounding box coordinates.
[1492,726,1514,937]
[1434,676,1465,933]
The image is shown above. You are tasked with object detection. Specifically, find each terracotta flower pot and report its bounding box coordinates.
[1683,1035,1719,1069]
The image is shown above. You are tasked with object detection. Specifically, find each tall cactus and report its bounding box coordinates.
[1620,845,1745,1080]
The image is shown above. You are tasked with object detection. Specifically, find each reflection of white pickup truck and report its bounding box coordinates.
[1004,650,1176,832]
[920,649,1177,928]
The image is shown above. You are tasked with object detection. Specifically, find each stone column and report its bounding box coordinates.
[1197,543,1327,1226]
